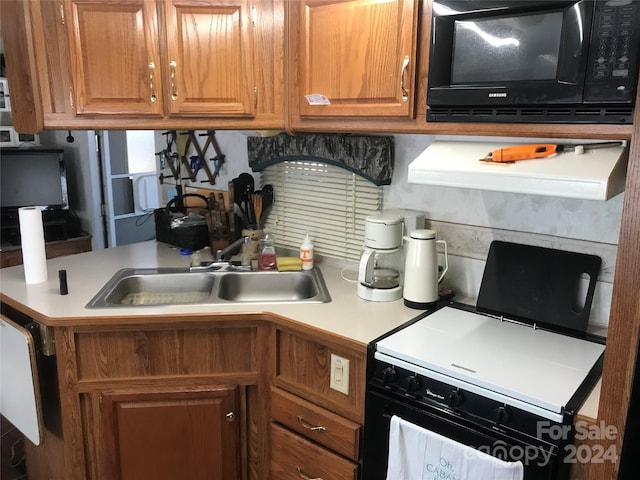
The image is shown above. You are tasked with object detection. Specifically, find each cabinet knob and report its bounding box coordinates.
[225,411,235,422]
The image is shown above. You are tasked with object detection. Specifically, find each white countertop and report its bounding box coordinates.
[0,241,421,345]
[0,240,600,418]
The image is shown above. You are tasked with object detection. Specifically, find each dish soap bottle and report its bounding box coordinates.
[258,231,277,270]
[300,234,314,270]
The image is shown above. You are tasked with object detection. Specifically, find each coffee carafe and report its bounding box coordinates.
[403,229,448,309]
[357,214,404,302]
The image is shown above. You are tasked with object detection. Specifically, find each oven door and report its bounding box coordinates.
[362,389,565,480]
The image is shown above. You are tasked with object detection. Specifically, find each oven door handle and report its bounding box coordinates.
[297,415,327,432]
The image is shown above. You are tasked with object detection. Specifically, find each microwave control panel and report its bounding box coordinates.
[585,0,640,104]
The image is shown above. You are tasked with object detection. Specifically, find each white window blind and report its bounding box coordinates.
[259,161,382,261]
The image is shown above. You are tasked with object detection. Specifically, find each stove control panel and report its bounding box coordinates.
[370,359,565,445]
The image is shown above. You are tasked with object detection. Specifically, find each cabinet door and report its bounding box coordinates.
[294,0,417,118]
[66,0,164,115]
[163,0,255,117]
[101,385,240,480]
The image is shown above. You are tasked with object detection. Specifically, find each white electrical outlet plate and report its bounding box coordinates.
[330,353,350,395]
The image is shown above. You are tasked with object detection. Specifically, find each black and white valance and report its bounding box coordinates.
[247,133,394,186]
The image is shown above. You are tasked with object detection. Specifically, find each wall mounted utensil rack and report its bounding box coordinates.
[156,130,226,185]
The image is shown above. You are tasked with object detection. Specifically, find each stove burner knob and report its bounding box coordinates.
[382,367,397,386]
[447,389,465,408]
[494,405,512,425]
[407,375,421,395]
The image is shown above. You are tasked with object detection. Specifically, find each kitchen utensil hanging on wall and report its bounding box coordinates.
[259,184,274,228]
[237,173,256,226]
[230,177,250,228]
[176,130,226,185]
[199,131,226,185]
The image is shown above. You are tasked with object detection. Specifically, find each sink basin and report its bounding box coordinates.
[86,268,219,307]
[217,271,330,303]
[86,267,331,308]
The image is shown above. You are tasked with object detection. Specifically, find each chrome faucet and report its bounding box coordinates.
[216,235,249,261]
[189,236,251,272]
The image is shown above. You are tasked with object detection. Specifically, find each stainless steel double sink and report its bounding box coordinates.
[86,267,331,308]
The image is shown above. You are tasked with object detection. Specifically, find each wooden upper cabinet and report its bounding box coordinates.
[163,0,255,117]
[64,0,258,119]
[65,0,164,116]
[292,0,418,118]
[0,1,44,133]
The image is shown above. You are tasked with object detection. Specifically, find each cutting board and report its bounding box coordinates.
[0,315,42,445]
[476,241,601,333]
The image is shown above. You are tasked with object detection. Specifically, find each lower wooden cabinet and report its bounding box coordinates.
[51,322,268,480]
[270,423,359,480]
[100,385,240,480]
[18,318,367,479]
[271,328,367,479]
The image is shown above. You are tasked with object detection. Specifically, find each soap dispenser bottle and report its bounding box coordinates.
[300,234,314,270]
[258,231,277,270]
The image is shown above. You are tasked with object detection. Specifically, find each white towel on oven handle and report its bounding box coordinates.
[386,415,524,480]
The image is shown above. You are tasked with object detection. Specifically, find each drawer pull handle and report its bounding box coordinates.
[297,466,323,480]
[170,61,178,100]
[400,55,410,102]
[297,416,326,432]
[148,62,157,103]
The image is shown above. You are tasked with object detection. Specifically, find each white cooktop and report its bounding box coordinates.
[376,306,605,418]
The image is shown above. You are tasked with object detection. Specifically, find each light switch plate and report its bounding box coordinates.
[330,353,350,395]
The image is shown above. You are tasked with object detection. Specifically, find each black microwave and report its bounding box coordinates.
[427,0,640,124]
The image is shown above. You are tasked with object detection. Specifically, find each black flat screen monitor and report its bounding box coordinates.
[0,148,69,213]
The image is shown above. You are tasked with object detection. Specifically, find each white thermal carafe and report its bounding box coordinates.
[403,229,448,309]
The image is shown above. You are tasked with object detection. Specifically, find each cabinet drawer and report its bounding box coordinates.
[272,388,360,461]
[270,423,359,480]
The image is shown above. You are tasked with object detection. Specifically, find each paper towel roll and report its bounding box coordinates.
[18,207,48,284]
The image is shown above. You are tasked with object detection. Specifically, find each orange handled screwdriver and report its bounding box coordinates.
[480,141,623,163]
